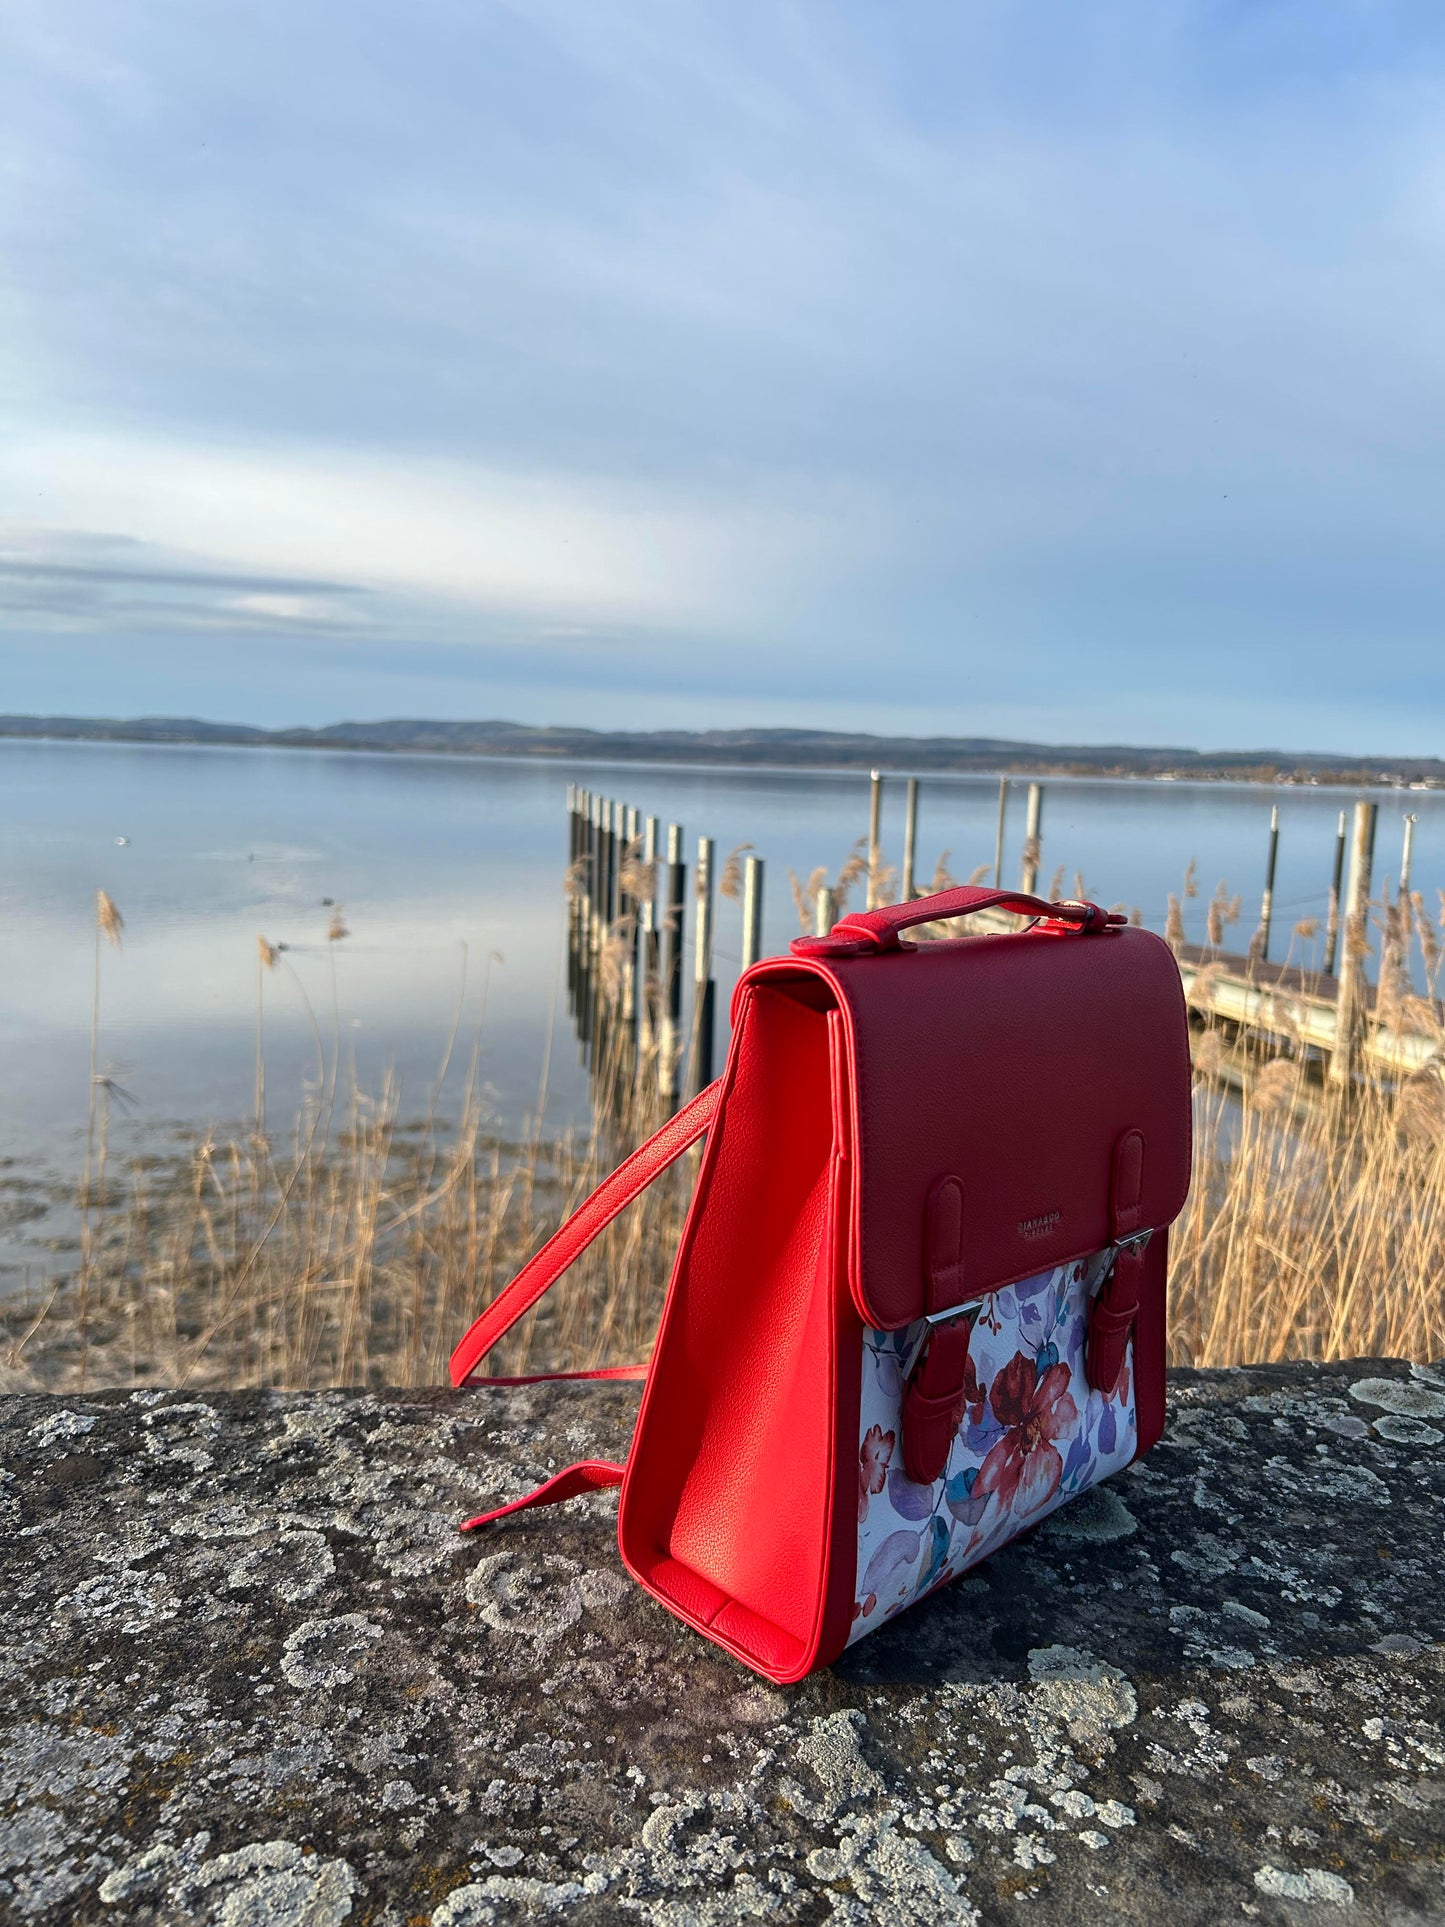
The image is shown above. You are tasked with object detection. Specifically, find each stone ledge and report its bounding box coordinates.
[2,1360,1443,1926]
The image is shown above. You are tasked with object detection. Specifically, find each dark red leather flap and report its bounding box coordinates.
[744,925,1191,1331]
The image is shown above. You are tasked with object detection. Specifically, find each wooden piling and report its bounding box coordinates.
[1020,783,1043,896]
[901,779,919,902]
[692,835,716,1094]
[604,799,619,929]
[660,824,685,1104]
[1400,813,1418,899]
[1323,809,1347,977]
[1328,799,1377,1090]
[741,855,765,970]
[589,794,604,942]
[580,794,602,1054]
[639,815,659,1053]
[815,883,835,937]
[866,769,884,909]
[620,804,640,1025]
[993,777,1008,889]
[565,787,579,999]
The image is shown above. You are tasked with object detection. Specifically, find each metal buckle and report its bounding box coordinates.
[900,1230,1155,1379]
[900,1300,981,1381]
[1082,1228,1154,1298]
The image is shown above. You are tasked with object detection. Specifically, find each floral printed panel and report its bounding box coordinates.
[848,1254,1136,1646]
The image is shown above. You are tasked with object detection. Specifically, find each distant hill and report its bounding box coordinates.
[0,712,1440,788]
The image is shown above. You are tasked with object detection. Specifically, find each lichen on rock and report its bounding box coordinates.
[1,1360,1442,1924]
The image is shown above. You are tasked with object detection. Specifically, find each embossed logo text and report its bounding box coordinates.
[1017,1210,1061,1240]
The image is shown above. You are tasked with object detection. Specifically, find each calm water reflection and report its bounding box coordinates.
[1,739,1438,1196]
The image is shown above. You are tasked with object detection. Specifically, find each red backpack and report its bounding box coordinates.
[452,886,1193,1683]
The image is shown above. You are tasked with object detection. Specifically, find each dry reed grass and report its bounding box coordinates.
[5,867,1444,1395]
[1171,874,1445,1366]
[2,1038,691,1396]
[1173,1041,1445,1366]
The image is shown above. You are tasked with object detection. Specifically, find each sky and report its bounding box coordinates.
[2,1,1444,752]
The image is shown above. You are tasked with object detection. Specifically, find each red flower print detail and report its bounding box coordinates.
[858,1424,895,1524]
[961,1345,987,1427]
[973,1351,1078,1516]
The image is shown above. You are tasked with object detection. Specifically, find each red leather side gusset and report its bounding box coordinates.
[618,984,846,1684]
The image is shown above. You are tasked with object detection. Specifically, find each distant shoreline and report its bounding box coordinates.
[1,712,1441,790]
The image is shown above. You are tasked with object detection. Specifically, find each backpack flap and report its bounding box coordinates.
[747,914,1192,1332]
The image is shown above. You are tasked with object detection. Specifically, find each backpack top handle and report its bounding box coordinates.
[791,885,1125,958]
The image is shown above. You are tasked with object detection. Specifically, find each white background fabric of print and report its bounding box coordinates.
[849,1255,1137,1646]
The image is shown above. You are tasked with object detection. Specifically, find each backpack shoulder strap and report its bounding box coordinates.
[449,1076,722,1387]
[451,1076,722,1533]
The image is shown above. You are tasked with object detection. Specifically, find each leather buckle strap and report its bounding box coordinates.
[1085,1126,1152,1396]
[901,1311,979,1485]
[1085,1236,1150,1395]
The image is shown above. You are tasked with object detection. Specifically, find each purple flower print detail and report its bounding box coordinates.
[887,1467,937,1520]
[871,1350,906,1405]
[1061,1427,1094,1488]
[856,1528,921,1619]
[1014,1269,1054,1304]
[964,1404,1005,1458]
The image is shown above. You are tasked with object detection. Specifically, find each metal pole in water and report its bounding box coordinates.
[1323,809,1347,976]
[866,769,884,909]
[1019,783,1043,896]
[1255,805,1280,962]
[1400,813,1418,899]
[1328,799,1377,1090]
[901,779,919,902]
[741,856,765,970]
[993,777,1008,889]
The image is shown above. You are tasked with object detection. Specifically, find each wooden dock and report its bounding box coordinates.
[963,910,1440,1081]
[564,778,1441,1115]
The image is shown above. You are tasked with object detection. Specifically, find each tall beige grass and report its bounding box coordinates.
[4,873,1443,1393]
[2,1034,691,1395]
[1171,874,1445,1365]
[1172,1045,1445,1365]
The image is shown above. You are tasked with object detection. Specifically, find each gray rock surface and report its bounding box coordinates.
[2,1360,1443,1925]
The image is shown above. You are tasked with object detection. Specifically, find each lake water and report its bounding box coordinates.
[1,737,1440,1268]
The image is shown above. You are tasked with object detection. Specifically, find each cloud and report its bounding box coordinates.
[2,1,1445,745]
[0,525,370,635]
[0,431,883,644]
